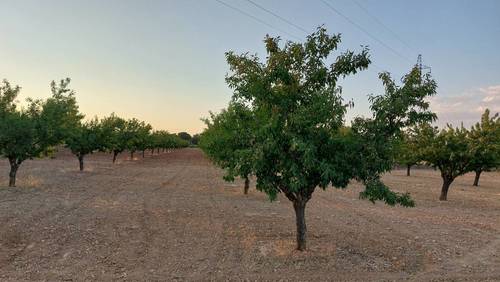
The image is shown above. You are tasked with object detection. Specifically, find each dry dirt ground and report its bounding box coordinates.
[0,148,499,281]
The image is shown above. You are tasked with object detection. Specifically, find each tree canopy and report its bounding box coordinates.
[417,124,472,200]
[467,109,500,186]
[0,78,82,186]
[202,27,437,250]
[200,101,255,194]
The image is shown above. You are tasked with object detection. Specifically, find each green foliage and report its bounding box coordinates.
[418,124,472,180]
[223,27,371,204]
[395,129,422,168]
[100,113,128,158]
[467,109,500,173]
[217,27,436,205]
[360,178,415,207]
[123,118,152,155]
[203,27,438,249]
[1,78,82,161]
[40,78,84,145]
[65,117,102,158]
[191,134,200,146]
[0,78,83,185]
[348,67,436,203]
[0,79,20,117]
[177,132,192,143]
[199,102,255,183]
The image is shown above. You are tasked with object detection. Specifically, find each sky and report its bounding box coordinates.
[1,0,499,134]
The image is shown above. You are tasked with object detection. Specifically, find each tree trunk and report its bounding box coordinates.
[130,151,134,159]
[439,178,453,201]
[78,155,84,171]
[473,170,482,186]
[244,177,250,195]
[406,164,411,176]
[113,151,118,163]
[8,159,19,187]
[157,148,160,154]
[151,148,154,155]
[293,200,307,251]
[142,150,145,158]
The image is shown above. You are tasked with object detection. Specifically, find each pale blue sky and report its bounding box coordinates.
[1,0,499,133]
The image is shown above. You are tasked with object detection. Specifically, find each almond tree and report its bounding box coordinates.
[467,109,500,186]
[100,113,128,163]
[0,78,81,186]
[418,124,472,200]
[199,102,255,194]
[395,130,421,176]
[124,118,151,159]
[217,27,436,250]
[65,118,103,171]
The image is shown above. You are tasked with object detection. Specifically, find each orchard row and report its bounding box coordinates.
[0,78,189,187]
[396,111,499,200]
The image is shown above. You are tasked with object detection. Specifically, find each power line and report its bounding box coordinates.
[244,0,310,34]
[216,0,388,73]
[215,0,302,41]
[351,0,417,53]
[320,0,413,64]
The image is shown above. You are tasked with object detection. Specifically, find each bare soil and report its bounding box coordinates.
[0,148,499,281]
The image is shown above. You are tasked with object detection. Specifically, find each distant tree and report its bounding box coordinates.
[217,27,436,251]
[148,130,163,155]
[123,118,151,159]
[65,118,102,171]
[0,78,81,186]
[200,102,255,194]
[135,123,152,158]
[395,128,422,176]
[169,133,190,149]
[177,132,192,143]
[100,114,128,163]
[418,124,472,200]
[467,109,500,186]
[191,134,201,146]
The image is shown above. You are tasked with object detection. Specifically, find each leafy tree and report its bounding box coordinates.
[200,102,255,194]
[395,130,421,176]
[149,130,163,154]
[168,133,189,149]
[147,130,189,154]
[418,124,472,200]
[177,132,192,143]
[467,109,500,186]
[65,118,102,171]
[0,78,81,186]
[100,113,128,163]
[135,123,152,158]
[1,111,38,187]
[191,134,201,146]
[40,78,83,144]
[218,27,436,250]
[123,118,151,159]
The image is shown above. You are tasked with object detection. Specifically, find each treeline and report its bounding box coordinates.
[396,109,499,200]
[0,78,189,187]
[199,27,440,251]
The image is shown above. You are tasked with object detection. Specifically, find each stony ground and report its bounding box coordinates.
[0,148,499,281]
